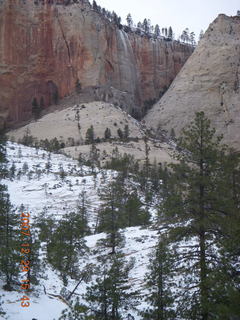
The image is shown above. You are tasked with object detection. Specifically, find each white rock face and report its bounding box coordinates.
[144,14,240,150]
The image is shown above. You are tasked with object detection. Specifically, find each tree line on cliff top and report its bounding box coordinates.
[32,0,198,44]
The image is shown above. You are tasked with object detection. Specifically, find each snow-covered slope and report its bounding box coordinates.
[1,142,159,320]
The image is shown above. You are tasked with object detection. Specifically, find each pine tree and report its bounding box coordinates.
[143,18,150,34]
[124,190,149,227]
[199,30,204,41]
[85,125,95,144]
[154,24,160,38]
[47,213,87,285]
[117,128,123,140]
[0,294,6,317]
[59,297,92,320]
[85,254,137,319]
[137,22,142,29]
[104,127,112,140]
[97,177,127,254]
[0,187,20,290]
[32,97,41,120]
[190,31,196,46]
[0,132,20,290]
[34,208,55,243]
[168,26,173,40]
[142,236,176,319]
[181,28,190,43]
[75,79,82,93]
[25,233,43,286]
[92,0,98,11]
[170,128,176,141]
[88,143,100,174]
[78,152,85,176]
[123,124,129,141]
[126,13,133,28]
[208,150,240,319]
[77,190,90,236]
[9,162,16,180]
[159,112,234,319]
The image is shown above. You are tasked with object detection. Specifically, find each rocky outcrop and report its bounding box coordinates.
[0,0,192,127]
[144,14,240,150]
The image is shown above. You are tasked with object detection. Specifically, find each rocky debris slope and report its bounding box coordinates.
[144,14,240,150]
[0,0,192,127]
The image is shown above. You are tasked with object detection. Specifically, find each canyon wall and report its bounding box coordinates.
[144,14,240,149]
[0,0,192,127]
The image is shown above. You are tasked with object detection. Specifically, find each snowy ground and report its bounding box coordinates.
[1,142,159,320]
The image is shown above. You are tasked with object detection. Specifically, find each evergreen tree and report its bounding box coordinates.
[77,190,90,236]
[159,112,236,319]
[0,294,6,317]
[85,254,137,319]
[199,30,204,41]
[32,97,41,120]
[190,31,196,46]
[75,108,81,134]
[59,297,92,320]
[126,13,133,28]
[97,177,127,254]
[88,143,100,174]
[154,24,160,38]
[142,236,176,319]
[0,189,20,290]
[170,128,176,141]
[137,22,142,29]
[85,125,95,144]
[124,190,149,227]
[149,159,161,193]
[143,18,150,34]
[47,213,87,285]
[168,26,173,40]
[21,127,34,146]
[104,127,112,140]
[208,150,240,319]
[25,233,43,286]
[78,152,85,176]
[9,162,16,180]
[75,79,82,93]
[123,124,129,141]
[92,0,98,11]
[0,132,20,290]
[117,128,124,140]
[112,11,121,27]
[181,28,190,43]
[34,208,55,243]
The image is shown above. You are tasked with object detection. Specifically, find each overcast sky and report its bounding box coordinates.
[95,0,239,38]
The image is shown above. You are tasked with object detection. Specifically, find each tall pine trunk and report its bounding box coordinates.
[199,124,208,320]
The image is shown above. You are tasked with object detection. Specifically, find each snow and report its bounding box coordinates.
[1,142,160,320]
[1,287,64,320]
[0,142,202,320]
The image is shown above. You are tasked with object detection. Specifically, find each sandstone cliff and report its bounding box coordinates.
[144,14,240,149]
[0,0,192,127]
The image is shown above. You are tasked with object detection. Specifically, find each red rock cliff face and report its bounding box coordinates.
[0,0,193,126]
